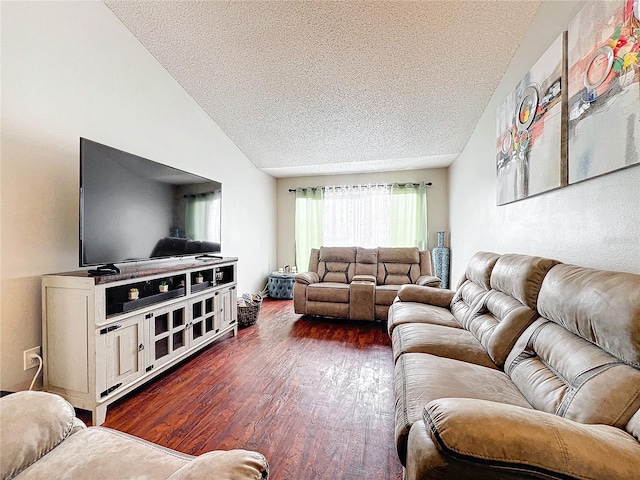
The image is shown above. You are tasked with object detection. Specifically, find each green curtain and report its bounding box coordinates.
[185,193,219,241]
[294,188,324,271]
[389,182,428,250]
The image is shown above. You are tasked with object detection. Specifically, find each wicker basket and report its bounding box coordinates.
[237,295,262,327]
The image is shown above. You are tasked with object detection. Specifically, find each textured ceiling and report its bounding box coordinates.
[104,0,542,178]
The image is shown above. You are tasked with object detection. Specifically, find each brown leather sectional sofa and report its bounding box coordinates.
[389,251,640,479]
[294,246,440,321]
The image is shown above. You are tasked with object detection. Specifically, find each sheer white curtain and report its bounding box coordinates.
[294,188,324,270]
[323,184,391,247]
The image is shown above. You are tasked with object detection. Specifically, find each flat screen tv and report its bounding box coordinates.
[80,138,222,269]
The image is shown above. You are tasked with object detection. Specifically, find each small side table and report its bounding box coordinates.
[268,272,295,299]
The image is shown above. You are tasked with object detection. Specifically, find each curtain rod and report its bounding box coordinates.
[183,191,217,197]
[288,182,432,193]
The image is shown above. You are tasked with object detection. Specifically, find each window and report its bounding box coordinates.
[294,183,428,269]
[185,191,221,242]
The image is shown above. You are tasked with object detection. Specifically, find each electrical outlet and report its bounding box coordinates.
[23,346,41,371]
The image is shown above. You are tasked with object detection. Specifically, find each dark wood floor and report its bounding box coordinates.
[82,299,403,480]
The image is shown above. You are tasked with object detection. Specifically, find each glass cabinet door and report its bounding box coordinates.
[146,304,187,371]
[190,292,217,347]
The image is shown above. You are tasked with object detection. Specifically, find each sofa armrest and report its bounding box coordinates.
[416,275,441,287]
[0,391,79,479]
[424,398,640,480]
[397,285,454,307]
[167,450,268,480]
[352,274,376,284]
[294,272,319,285]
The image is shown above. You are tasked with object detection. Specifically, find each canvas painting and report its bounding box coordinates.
[496,33,567,205]
[567,0,640,183]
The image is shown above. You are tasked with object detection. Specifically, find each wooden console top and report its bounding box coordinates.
[50,256,238,284]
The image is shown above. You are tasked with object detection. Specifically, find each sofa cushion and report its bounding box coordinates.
[375,284,401,306]
[318,247,357,283]
[388,302,462,335]
[306,283,349,303]
[460,251,500,290]
[15,427,190,479]
[319,263,351,283]
[167,450,269,480]
[449,254,557,368]
[307,301,350,318]
[447,252,500,326]
[1,391,78,480]
[394,353,531,465]
[391,323,498,369]
[378,263,419,285]
[318,246,357,263]
[377,247,421,285]
[396,285,454,307]
[355,247,378,277]
[506,318,640,428]
[489,254,560,310]
[424,398,640,480]
[461,291,537,367]
[536,264,640,368]
[378,247,420,264]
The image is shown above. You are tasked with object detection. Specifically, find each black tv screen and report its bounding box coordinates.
[80,138,222,267]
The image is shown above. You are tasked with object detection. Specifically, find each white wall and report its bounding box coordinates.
[276,168,449,270]
[449,0,640,283]
[0,1,277,391]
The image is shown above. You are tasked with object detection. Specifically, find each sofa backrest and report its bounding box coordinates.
[307,246,433,285]
[449,251,500,325]
[505,264,640,430]
[316,246,357,283]
[460,254,559,367]
[376,247,422,285]
[355,247,378,276]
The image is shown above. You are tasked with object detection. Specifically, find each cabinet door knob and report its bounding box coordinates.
[138,343,144,351]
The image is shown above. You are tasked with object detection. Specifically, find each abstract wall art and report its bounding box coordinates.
[567,0,640,183]
[496,33,567,205]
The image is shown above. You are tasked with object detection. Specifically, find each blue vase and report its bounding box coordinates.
[432,231,450,289]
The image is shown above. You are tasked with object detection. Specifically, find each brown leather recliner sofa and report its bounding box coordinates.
[389,251,640,479]
[294,246,440,321]
[1,391,269,480]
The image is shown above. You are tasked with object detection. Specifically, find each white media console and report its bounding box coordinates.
[41,257,238,425]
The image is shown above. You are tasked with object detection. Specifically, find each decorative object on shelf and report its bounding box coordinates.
[215,269,224,282]
[128,288,139,301]
[159,282,168,293]
[291,266,297,274]
[195,273,204,284]
[567,0,640,184]
[432,231,451,289]
[237,293,263,327]
[496,32,567,205]
[284,261,290,273]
